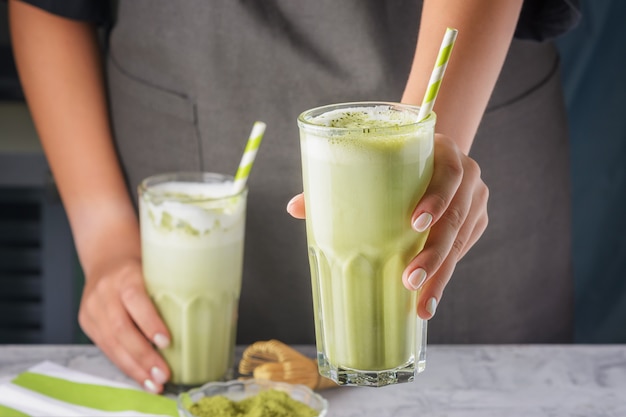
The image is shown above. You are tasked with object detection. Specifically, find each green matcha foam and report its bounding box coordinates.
[302,106,432,164]
[306,105,420,129]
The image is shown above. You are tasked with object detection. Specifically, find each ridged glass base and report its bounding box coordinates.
[318,353,425,387]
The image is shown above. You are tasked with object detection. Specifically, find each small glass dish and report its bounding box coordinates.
[177,378,329,417]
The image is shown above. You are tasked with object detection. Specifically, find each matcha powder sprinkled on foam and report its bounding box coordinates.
[188,389,319,417]
[315,107,416,132]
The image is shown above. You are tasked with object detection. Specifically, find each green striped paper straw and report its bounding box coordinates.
[417,27,458,121]
[233,121,266,194]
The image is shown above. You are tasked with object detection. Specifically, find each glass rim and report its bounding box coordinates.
[138,171,247,203]
[297,101,436,134]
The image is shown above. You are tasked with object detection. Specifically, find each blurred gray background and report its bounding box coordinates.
[556,0,626,343]
[0,3,79,344]
[0,0,624,344]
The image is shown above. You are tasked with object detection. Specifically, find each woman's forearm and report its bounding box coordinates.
[402,0,524,154]
[9,0,140,277]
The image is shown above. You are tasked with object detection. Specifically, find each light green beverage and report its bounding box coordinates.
[138,173,246,388]
[298,102,435,387]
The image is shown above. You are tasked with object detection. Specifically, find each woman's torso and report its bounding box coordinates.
[106,0,573,344]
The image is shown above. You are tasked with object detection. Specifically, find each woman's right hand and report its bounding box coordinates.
[78,256,172,393]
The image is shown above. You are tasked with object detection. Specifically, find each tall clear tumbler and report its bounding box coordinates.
[138,172,247,389]
[298,102,435,387]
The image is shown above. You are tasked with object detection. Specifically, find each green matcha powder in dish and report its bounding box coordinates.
[187,389,319,417]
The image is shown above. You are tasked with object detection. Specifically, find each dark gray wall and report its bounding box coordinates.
[557,0,626,343]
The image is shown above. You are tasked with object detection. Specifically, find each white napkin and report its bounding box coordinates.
[0,361,177,417]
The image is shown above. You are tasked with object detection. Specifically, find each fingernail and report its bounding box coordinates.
[153,333,170,349]
[413,212,433,232]
[286,195,298,212]
[143,379,158,394]
[408,268,427,290]
[425,297,438,317]
[151,366,167,385]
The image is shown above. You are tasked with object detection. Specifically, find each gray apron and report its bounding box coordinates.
[106,0,573,344]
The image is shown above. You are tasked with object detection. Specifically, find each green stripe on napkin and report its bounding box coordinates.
[0,403,31,417]
[12,372,177,417]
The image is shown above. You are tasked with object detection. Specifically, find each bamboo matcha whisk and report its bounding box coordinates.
[238,340,337,390]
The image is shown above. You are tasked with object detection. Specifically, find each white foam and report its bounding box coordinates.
[141,181,245,236]
[150,181,236,200]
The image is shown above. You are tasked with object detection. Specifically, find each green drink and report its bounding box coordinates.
[139,173,246,388]
[298,103,435,386]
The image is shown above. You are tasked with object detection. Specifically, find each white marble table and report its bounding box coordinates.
[1,344,625,416]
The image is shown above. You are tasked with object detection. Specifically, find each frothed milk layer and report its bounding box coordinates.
[308,105,419,129]
[303,106,432,168]
[141,181,245,244]
[149,181,236,199]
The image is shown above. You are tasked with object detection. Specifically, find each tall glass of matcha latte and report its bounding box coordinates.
[138,173,247,389]
[298,102,435,387]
